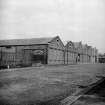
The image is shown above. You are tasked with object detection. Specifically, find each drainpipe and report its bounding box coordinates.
[0,49,2,66]
[64,49,65,65]
[67,44,68,64]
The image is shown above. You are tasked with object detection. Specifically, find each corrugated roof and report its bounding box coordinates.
[0,36,56,46]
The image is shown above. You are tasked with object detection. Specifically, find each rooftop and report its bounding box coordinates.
[0,36,57,46]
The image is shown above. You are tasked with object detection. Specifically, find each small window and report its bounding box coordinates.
[69,43,72,46]
[57,39,59,42]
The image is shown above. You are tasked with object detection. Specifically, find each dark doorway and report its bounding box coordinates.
[78,53,80,62]
[32,49,47,64]
[32,55,44,64]
[23,49,47,66]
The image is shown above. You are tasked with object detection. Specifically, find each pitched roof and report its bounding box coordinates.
[65,41,74,47]
[0,36,56,46]
[73,42,82,48]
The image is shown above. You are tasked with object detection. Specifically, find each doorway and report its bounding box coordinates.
[32,49,47,64]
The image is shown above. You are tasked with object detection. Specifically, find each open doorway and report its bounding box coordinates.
[32,49,47,65]
[76,53,80,63]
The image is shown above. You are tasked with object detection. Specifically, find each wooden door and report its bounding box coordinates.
[23,50,32,66]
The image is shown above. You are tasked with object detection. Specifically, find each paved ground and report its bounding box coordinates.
[0,64,105,105]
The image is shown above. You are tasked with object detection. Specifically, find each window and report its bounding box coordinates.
[57,39,59,47]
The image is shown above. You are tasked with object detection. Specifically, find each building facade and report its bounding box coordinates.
[73,42,83,63]
[0,36,98,68]
[47,36,65,64]
[65,41,77,64]
[0,36,65,68]
[73,42,98,64]
[98,53,105,63]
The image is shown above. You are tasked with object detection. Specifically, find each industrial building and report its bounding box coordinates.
[0,36,98,68]
[64,41,77,64]
[0,36,64,68]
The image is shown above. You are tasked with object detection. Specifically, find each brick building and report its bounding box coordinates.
[65,41,77,64]
[73,42,83,63]
[0,36,65,68]
[73,42,98,63]
[0,35,98,68]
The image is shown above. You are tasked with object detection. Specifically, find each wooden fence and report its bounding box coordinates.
[0,52,17,67]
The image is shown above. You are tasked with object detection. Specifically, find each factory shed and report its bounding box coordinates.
[65,41,77,64]
[0,36,65,68]
[73,42,83,63]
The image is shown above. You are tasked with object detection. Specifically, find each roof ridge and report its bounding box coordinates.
[0,36,56,41]
[0,36,58,46]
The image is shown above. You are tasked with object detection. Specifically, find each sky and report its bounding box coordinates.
[0,0,105,53]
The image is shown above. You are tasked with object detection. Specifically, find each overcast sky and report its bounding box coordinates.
[0,0,105,53]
